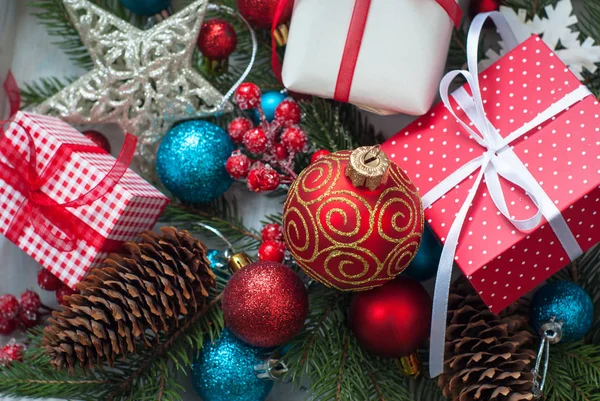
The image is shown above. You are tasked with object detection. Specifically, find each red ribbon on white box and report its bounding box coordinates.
[427,12,589,378]
[271,0,462,99]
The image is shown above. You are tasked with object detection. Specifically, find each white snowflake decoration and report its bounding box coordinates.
[480,0,600,80]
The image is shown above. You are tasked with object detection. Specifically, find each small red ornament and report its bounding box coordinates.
[19,310,39,329]
[274,100,301,127]
[0,318,16,336]
[0,341,24,364]
[228,117,254,143]
[236,0,293,30]
[258,240,286,263]
[222,260,308,347]
[83,130,111,153]
[350,277,432,358]
[0,295,20,320]
[38,269,63,291]
[243,128,269,154]
[235,83,262,110]
[19,290,41,314]
[281,127,307,153]
[310,149,331,164]
[226,152,252,179]
[197,19,237,61]
[56,285,77,306]
[469,0,502,19]
[247,166,281,192]
[273,143,288,160]
[262,223,283,241]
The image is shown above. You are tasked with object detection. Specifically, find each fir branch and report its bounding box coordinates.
[502,0,557,19]
[20,76,76,108]
[445,25,468,73]
[545,341,600,401]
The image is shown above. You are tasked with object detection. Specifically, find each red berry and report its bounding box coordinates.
[83,130,111,153]
[228,117,254,143]
[0,295,20,320]
[56,285,78,306]
[0,342,24,364]
[247,166,281,192]
[0,318,16,336]
[258,241,286,262]
[235,83,261,110]
[37,269,63,291]
[197,19,238,61]
[19,290,41,314]
[243,128,269,154]
[281,127,307,153]
[226,152,251,179]
[262,224,283,241]
[274,100,301,127]
[19,310,39,329]
[273,143,288,160]
[311,149,331,164]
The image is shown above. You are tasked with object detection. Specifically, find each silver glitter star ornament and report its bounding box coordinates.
[34,0,233,135]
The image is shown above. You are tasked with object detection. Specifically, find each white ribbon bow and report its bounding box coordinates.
[427,11,589,378]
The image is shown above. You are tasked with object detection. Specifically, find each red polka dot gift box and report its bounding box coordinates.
[382,13,600,314]
[0,112,169,288]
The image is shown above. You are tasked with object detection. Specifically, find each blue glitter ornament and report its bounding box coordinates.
[157,120,234,204]
[192,329,273,401]
[120,0,170,15]
[402,225,441,282]
[254,91,287,122]
[531,281,594,342]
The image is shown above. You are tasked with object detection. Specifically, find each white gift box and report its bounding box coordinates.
[282,0,461,115]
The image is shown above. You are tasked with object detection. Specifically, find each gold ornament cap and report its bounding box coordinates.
[345,146,390,191]
[396,353,421,377]
[228,252,253,273]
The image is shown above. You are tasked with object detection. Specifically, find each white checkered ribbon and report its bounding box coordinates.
[0,118,137,253]
[427,12,590,378]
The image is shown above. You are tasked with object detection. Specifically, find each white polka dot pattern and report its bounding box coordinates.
[0,112,170,288]
[382,35,600,312]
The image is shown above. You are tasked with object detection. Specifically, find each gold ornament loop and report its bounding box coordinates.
[345,146,390,191]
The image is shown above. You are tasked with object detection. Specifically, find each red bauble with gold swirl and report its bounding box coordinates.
[283,147,424,291]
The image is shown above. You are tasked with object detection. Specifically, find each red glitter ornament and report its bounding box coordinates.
[0,295,20,320]
[247,166,281,192]
[350,277,432,358]
[0,341,24,364]
[273,143,288,160]
[19,290,41,314]
[469,0,502,19]
[274,100,301,127]
[228,117,254,143]
[262,223,283,242]
[38,269,63,291]
[226,152,252,179]
[222,260,308,347]
[197,19,237,61]
[83,130,111,153]
[0,318,16,336]
[243,128,269,154]
[235,83,262,110]
[280,127,307,153]
[258,240,285,262]
[236,0,293,30]
[310,149,331,164]
[19,310,39,329]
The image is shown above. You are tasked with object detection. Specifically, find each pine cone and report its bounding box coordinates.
[438,279,537,401]
[43,227,216,373]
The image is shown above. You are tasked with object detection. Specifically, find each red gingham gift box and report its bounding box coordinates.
[0,111,169,288]
[382,21,600,313]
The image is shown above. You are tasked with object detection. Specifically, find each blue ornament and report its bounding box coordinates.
[531,281,594,342]
[402,225,442,282]
[192,330,273,401]
[156,120,234,204]
[254,91,287,122]
[120,0,170,15]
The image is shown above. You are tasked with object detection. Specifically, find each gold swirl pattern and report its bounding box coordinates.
[283,151,424,291]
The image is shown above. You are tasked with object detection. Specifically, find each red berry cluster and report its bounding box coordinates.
[226,83,308,193]
[0,290,42,335]
[38,269,78,307]
[258,223,287,263]
[0,339,24,365]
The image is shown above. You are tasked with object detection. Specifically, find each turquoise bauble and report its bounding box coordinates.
[120,0,170,15]
[156,121,234,204]
[402,225,442,282]
[255,91,286,122]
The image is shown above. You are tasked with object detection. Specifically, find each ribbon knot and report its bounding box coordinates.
[426,11,589,378]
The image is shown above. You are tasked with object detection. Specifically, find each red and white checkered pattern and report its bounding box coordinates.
[0,112,169,287]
